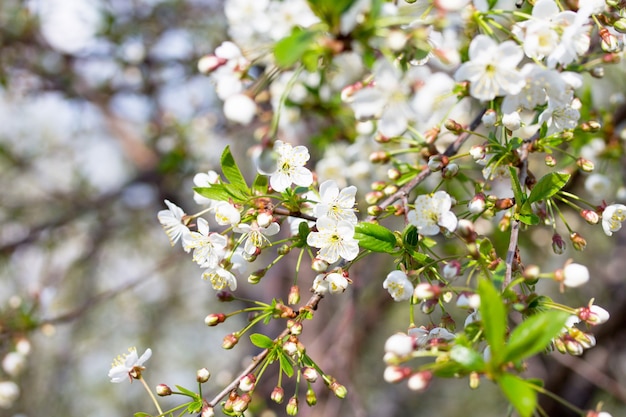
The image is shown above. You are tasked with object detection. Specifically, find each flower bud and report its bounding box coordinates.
[577,304,610,325]
[302,366,319,382]
[222,333,239,349]
[387,168,401,180]
[289,321,303,335]
[564,338,584,356]
[365,191,384,205]
[502,111,521,131]
[156,384,172,396]
[205,313,226,326]
[311,258,329,272]
[427,155,448,172]
[444,119,463,134]
[494,198,514,211]
[545,155,557,167]
[600,28,620,53]
[407,371,433,391]
[369,151,390,163]
[271,386,285,404]
[1,352,25,377]
[288,285,300,305]
[278,244,291,255]
[383,365,411,383]
[468,193,486,215]
[286,397,299,415]
[383,184,398,196]
[615,18,626,33]
[570,232,587,251]
[481,109,496,128]
[330,381,347,398]
[456,219,477,242]
[197,368,211,383]
[197,55,227,74]
[469,371,480,389]
[232,393,251,414]
[552,234,566,255]
[523,264,540,281]
[577,157,595,172]
[442,163,459,178]
[413,283,440,300]
[367,205,383,216]
[590,66,605,78]
[248,268,266,284]
[239,374,256,392]
[581,209,599,224]
[469,145,486,162]
[201,405,215,417]
[421,299,437,314]
[557,262,590,288]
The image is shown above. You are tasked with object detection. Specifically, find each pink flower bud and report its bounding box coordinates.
[271,386,285,404]
[239,374,256,392]
[581,209,600,224]
[407,371,433,391]
[383,365,412,383]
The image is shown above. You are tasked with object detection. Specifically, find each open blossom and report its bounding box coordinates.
[270,140,313,192]
[184,218,227,268]
[407,191,457,236]
[383,270,414,301]
[202,266,238,291]
[234,221,280,254]
[602,204,626,236]
[314,180,358,224]
[108,347,152,383]
[454,34,525,101]
[158,200,191,248]
[307,217,359,263]
[326,272,350,294]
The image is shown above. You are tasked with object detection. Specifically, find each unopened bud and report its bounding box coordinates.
[577,304,610,325]
[552,234,566,255]
[330,381,347,398]
[494,198,515,210]
[271,386,285,404]
[580,120,601,132]
[413,283,440,300]
[421,299,437,314]
[383,184,398,196]
[205,313,226,326]
[369,151,390,163]
[288,321,303,335]
[371,181,386,191]
[565,338,584,356]
[442,163,459,178]
[600,28,620,52]
[427,154,448,172]
[239,374,256,392]
[545,155,557,167]
[286,397,299,415]
[481,109,497,128]
[197,55,227,74]
[222,333,239,349]
[456,219,476,242]
[278,244,291,255]
[248,269,266,284]
[444,119,463,134]
[383,365,411,383]
[523,264,540,281]
[469,371,480,389]
[469,145,486,162]
[615,18,626,33]
[288,285,300,305]
[570,232,587,251]
[367,205,383,216]
[387,168,401,180]
[311,257,329,272]
[305,387,317,406]
[365,191,384,205]
[232,393,251,414]
[577,157,595,172]
[468,193,486,215]
[442,261,461,279]
[197,368,211,383]
[156,384,172,396]
[303,367,319,382]
[580,209,599,224]
[407,371,433,391]
[201,405,215,417]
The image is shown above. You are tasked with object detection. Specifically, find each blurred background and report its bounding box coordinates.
[1,1,626,416]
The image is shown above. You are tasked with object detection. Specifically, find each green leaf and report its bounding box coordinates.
[354,222,397,254]
[175,385,199,398]
[508,166,525,209]
[294,221,311,248]
[403,225,419,248]
[279,351,295,377]
[503,310,569,363]
[193,183,248,203]
[221,146,250,194]
[274,28,318,68]
[252,174,268,195]
[478,278,507,367]
[250,333,275,349]
[525,172,570,206]
[449,345,486,372]
[306,0,357,30]
[518,212,540,225]
[498,374,537,417]
[134,413,151,417]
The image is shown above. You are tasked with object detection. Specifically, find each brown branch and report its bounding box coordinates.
[366,108,486,222]
[205,293,324,409]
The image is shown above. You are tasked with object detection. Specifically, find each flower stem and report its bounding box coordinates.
[139,376,164,416]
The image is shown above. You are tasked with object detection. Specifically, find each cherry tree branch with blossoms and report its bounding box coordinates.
[106,1,626,417]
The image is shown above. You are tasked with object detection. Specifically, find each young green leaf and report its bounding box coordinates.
[478,278,507,368]
[175,385,200,398]
[503,310,569,363]
[508,166,525,209]
[498,373,537,417]
[252,174,269,195]
[221,146,250,194]
[525,172,570,206]
[354,223,398,254]
[274,28,318,68]
[449,345,486,372]
[279,351,295,377]
[250,333,275,349]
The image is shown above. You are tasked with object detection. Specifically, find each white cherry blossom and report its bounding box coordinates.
[234,221,280,254]
[407,191,457,236]
[202,266,238,291]
[215,202,241,226]
[157,200,191,248]
[306,217,359,263]
[314,180,358,224]
[270,140,313,192]
[108,347,152,383]
[383,270,414,301]
[454,35,525,101]
[602,204,626,236]
[184,218,227,268]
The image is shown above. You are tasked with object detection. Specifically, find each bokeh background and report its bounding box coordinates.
[1,1,626,416]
